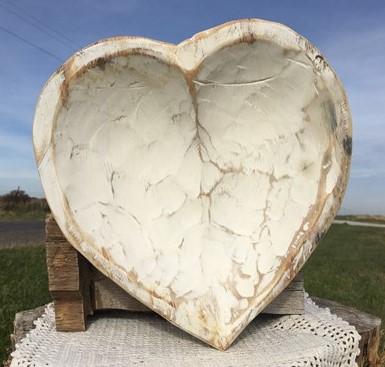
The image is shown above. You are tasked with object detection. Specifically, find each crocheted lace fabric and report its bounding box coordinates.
[11,296,360,367]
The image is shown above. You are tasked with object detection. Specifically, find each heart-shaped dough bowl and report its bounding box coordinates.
[33,19,352,350]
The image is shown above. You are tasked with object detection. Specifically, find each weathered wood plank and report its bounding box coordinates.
[265,273,304,314]
[93,276,149,312]
[46,215,93,331]
[92,271,305,315]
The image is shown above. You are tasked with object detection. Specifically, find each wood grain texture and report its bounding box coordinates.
[92,271,304,315]
[46,215,93,331]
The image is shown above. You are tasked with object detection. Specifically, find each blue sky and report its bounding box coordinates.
[0,0,384,214]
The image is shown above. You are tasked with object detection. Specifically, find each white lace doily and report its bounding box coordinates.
[11,296,360,367]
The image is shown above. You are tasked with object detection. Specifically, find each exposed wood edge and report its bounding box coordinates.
[11,306,46,348]
[3,306,46,367]
[312,297,382,367]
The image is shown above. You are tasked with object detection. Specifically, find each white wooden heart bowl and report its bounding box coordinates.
[33,19,352,350]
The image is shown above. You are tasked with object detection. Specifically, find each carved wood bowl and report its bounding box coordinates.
[33,19,352,350]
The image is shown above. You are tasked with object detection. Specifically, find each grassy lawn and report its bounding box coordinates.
[303,223,385,320]
[0,246,51,363]
[0,223,384,363]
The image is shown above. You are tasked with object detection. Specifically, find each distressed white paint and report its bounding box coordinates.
[33,19,352,350]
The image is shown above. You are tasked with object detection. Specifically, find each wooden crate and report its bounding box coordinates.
[45,215,305,331]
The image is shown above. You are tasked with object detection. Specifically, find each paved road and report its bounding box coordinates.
[0,220,45,249]
[333,220,385,228]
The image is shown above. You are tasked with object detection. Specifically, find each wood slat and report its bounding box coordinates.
[46,215,93,331]
[92,272,305,315]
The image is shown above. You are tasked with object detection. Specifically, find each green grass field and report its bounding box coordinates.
[0,247,51,363]
[1,223,384,363]
[303,224,385,321]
